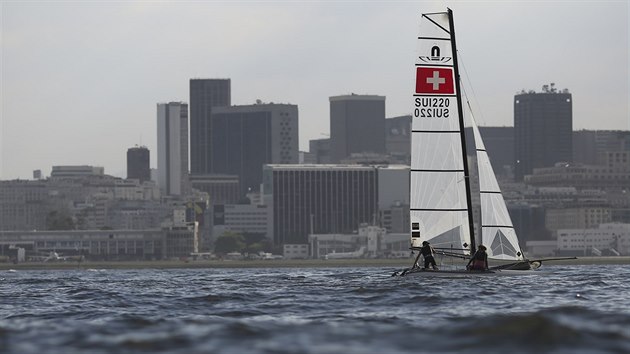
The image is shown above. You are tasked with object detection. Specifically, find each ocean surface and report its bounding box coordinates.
[1,265,629,354]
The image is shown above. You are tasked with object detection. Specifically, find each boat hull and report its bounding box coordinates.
[397,268,537,277]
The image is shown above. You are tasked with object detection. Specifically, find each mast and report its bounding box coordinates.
[447,8,477,253]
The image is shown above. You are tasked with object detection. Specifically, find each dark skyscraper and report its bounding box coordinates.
[211,103,299,197]
[189,79,231,175]
[329,94,386,163]
[126,146,150,182]
[263,165,379,246]
[514,85,572,180]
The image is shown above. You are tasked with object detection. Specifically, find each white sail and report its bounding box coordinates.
[470,116,524,261]
[410,11,471,254]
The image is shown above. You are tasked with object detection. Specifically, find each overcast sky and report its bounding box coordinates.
[1,0,628,180]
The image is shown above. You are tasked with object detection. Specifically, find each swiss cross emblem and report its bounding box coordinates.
[415,67,454,94]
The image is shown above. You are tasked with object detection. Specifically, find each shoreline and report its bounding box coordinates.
[1,256,629,271]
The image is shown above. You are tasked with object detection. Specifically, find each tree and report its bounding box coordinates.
[214,232,246,254]
[46,210,75,230]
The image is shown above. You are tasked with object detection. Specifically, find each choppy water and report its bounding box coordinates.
[1,265,629,354]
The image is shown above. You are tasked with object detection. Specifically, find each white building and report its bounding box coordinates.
[308,224,410,259]
[556,223,630,256]
[211,204,272,241]
[283,244,309,259]
[157,102,189,196]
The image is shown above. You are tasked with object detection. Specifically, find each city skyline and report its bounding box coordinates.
[1,1,628,180]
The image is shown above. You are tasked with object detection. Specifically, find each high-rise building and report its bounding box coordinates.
[263,164,379,246]
[157,102,189,196]
[126,146,150,182]
[514,85,572,180]
[329,94,386,163]
[189,79,231,175]
[211,103,299,197]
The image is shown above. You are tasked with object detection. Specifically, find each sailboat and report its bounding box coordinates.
[395,9,570,277]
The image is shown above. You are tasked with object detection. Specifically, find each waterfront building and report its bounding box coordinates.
[514,85,573,180]
[308,224,409,259]
[189,78,231,175]
[263,164,402,246]
[127,146,151,182]
[329,94,386,163]
[157,102,190,196]
[282,244,309,259]
[0,229,167,260]
[556,223,630,256]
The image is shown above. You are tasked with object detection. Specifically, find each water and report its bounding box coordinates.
[1,265,629,354]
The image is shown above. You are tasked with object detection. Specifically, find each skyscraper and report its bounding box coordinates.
[189,79,231,175]
[157,102,189,196]
[126,146,150,182]
[262,164,379,245]
[329,94,386,163]
[514,85,572,180]
[211,103,298,197]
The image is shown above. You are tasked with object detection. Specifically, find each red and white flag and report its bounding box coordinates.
[415,67,454,94]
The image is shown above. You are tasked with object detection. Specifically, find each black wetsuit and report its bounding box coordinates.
[468,250,488,270]
[420,245,437,269]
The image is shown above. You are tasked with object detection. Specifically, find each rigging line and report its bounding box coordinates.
[458,50,487,126]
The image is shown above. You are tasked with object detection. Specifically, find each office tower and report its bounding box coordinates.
[514,85,572,180]
[262,164,380,246]
[329,94,386,163]
[211,103,299,197]
[157,102,189,196]
[189,79,231,175]
[126,146,150,182]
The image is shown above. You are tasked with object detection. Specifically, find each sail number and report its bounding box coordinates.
[414,97,450,118]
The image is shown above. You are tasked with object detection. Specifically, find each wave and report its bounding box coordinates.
[439,306,630,353]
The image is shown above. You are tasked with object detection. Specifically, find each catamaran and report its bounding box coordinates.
[394,9,573,277]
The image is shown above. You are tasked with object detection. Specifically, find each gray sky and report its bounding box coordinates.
[1,0,628,180]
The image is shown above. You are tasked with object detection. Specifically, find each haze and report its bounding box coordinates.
[1,0,628,180]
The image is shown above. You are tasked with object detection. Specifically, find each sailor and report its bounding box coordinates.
[467,245,489,271]
[420,241,439,270]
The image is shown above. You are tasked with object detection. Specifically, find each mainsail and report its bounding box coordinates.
[410,10,473,255]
